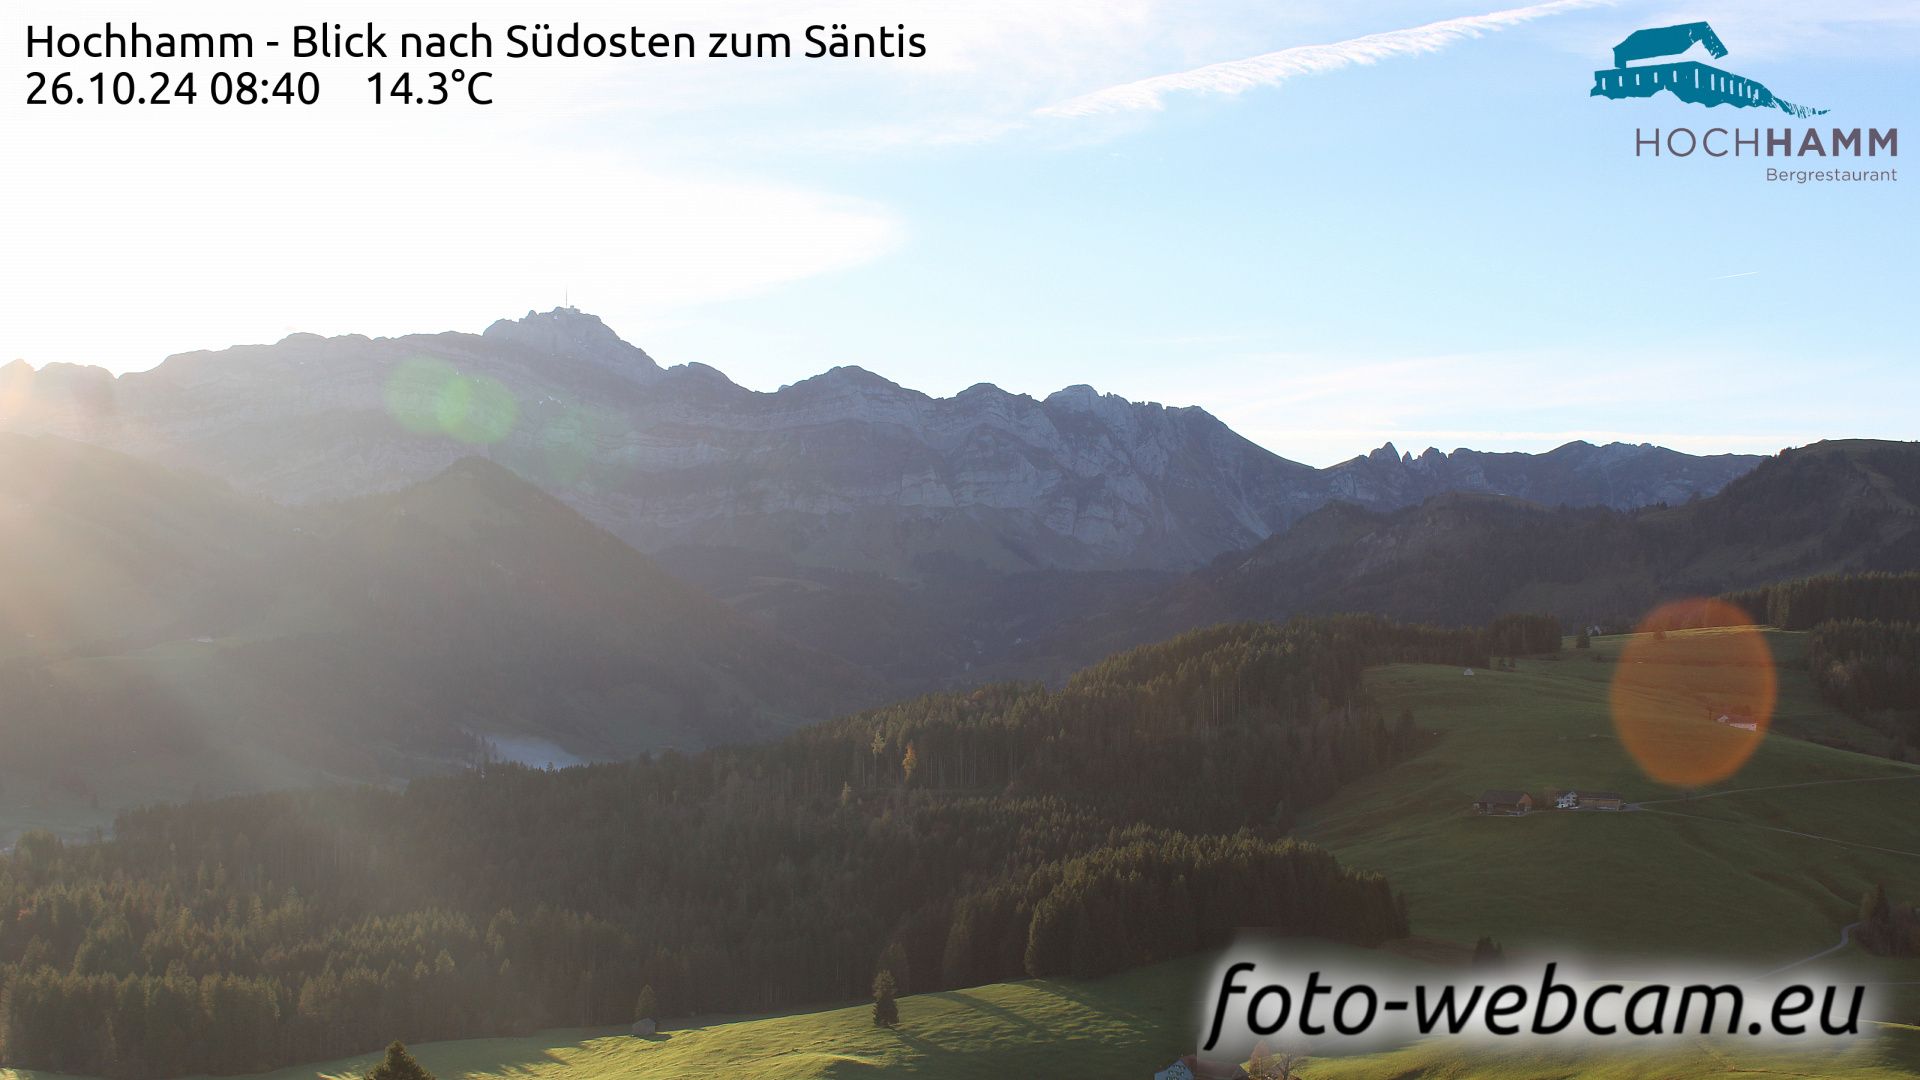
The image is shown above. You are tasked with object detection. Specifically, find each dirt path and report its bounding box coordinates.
[1757,923,1860,979]
[1632,775,1920,985]
[1635,772,1920,808]
[1638,805,1920,860]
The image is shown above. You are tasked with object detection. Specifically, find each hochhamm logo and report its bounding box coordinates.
[1589,22,1825,118]
[1588,19,1897,179]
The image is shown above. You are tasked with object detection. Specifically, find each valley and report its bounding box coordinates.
[0,437,870,843]
[7,626,1916,1078]
[1,315,1916,1078]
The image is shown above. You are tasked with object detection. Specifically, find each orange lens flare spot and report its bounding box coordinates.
[1608,599,1777,789]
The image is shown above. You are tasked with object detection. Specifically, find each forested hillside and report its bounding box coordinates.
[0,438,868,840]
[1727,573,1920,748]
[1068,441,1920,665]
[0,615,1551,1077]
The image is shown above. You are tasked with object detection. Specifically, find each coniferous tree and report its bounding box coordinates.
[1861,884,1893,952]
[635,985,657,1024]
[872,969,899,1028]
[0,614,1477,1076]
[366,1042,436,1080]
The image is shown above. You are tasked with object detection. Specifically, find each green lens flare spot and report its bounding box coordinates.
[384,358,518,444]
[385,358,459,435]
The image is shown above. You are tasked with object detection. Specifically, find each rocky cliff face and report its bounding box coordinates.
[0,309,1762,573]
[1318,439,1765,519]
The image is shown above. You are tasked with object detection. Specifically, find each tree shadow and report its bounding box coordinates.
[921,988,1048,1035]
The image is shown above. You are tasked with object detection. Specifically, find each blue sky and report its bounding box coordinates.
[5,0,1915,464]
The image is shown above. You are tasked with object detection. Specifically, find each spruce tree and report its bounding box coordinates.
[872,969,900,1028]
[1861,883,1893,952]
[635,984,657,1023]
[366,1042,436,1080]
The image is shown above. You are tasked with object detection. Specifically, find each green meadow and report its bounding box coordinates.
[0,960,1210,1080]
[1298,628,1920,964]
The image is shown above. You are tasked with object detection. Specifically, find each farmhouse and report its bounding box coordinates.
[1473,790,1534,815]
[1555,790,1625,811]
[1707,702,1760,731]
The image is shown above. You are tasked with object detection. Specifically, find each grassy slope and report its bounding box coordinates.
[1307,1026,1920,1080]
[1296,629,1920,964]
[0,960,1209,1080]
[19,629,1920,1079]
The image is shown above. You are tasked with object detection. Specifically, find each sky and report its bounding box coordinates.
[4,0,1916,466]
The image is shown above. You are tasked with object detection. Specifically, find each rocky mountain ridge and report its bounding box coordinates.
[1058,438,1920,666]
[0,308,1763,574]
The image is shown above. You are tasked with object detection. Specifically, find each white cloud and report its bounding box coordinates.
[1037,0,1613,119]
[2,114,902,370]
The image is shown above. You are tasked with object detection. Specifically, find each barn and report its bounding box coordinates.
[1473,790,1534,815]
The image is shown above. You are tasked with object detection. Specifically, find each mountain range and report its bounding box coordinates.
[10,309,1913,837]
[1065,438,1920,670]
[0,308,1761,577]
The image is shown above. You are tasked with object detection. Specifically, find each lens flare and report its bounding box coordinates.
[0,361,31,423]
[383,357,517,444]
[1609,599,1777,789]
[539,407,597,487]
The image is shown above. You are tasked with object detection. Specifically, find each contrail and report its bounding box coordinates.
[1038,0,1613,119]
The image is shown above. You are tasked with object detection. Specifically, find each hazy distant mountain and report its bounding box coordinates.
[0,309,1761,576]
[1318,439,1771,518]
[0,436,866,833]
[1089,439,1920,649]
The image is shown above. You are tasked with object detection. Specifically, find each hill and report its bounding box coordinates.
[0,617,1497,1076]
[9,625,1920,1078]
[345,627,1920,1074]
[1298,629,1920,964]
[12,965,1914,1080]
[160,960,1212,1080]
[0,433,299,661]
[1087,439,1920,656]
[0,438,866,842]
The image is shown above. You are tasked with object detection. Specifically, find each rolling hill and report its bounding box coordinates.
[18,625,1918,1079]
[1048,439,1920,672]
[0,433,299,661]
[0,437,867,842]
[38,981,1905,1080]
[1297,629,1920,964]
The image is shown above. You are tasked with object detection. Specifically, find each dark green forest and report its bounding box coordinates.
[1145,441,1920,649]
[0,614,1542,1077]
[1721,571,1920,632]
[1809,620,1920,740]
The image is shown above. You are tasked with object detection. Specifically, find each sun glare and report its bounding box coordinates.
[1608,598,1778,789]
[384,356,517,445]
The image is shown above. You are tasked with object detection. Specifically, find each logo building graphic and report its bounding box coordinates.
[1590,22,1826,117]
